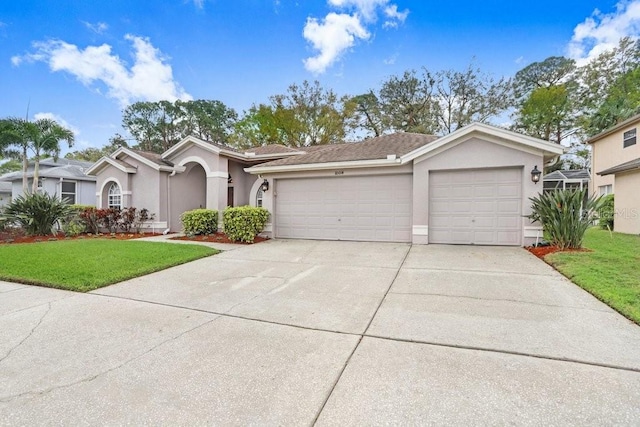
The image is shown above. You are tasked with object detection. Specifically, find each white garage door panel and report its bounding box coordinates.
[429,168,522,246]
[276,175,412,242]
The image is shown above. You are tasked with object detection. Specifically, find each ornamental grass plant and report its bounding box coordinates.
[528,189,603,250]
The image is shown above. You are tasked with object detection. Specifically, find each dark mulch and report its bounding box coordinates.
[171,232,268,245]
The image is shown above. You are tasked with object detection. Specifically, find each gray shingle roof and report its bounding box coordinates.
[244,145,301,155]
[598,157,640,176]
[254,133,439,167]
[129,149,175,167]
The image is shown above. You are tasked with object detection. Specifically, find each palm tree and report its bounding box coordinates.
[0,117,75,193]
[0,118,33,192]
[28,119,75,193]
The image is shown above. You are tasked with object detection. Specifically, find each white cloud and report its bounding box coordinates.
[82,21,108,34]
[192,0,205,9]
[303,13,369,74]
[383,4,408,28]
[12,34,191,107]
[33,112,80,136]
[304,0,408,74]
[383,53,397,65]
[568,0,640,64]
[514,56,525,65]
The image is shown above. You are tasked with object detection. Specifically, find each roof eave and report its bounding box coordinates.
[245,158,401,174]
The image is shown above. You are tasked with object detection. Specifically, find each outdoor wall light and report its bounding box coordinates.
[531,165,542,184]
[260,179,269,192]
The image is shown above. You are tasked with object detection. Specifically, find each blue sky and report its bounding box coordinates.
[1,0,638,153]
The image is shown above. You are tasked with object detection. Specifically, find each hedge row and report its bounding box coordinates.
[180,206,270,243]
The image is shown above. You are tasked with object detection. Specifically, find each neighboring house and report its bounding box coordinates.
[543,169,590,192]
[588,114,640,235]
[0,158,96,206]
[0,181,11,209]
[88,123,563,246]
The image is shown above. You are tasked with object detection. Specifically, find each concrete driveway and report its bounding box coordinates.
[1,240,639,425]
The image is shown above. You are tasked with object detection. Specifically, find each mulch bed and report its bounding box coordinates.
[0,230,162,244]
[171,232,268,245]
[527,245,591,259]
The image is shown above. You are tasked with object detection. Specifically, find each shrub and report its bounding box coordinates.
[181,209,218,235]
[2,192,74,236]
[79,207,104,234]
[598,194,615,230]
[62,219,86,237]
[120,207,137,233]
[223,206,270,243]
[528,189,604,250]
[134,208,155,233]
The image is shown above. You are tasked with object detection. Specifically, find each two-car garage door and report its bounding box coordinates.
[429,168,522,245]
[275,175,412,242]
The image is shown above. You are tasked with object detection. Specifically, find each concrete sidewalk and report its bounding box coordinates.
[1,240,639,425]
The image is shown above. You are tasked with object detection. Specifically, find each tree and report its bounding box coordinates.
[178,99,238,143]
[583,67,640,135]
[577,37,640,115]
[65,134,130,162]
[0,159,21,174]
[434,63,512,133]
[28,118,74,192]
[349,91,385,137]
[378,69,438,134]
[122,100,238,153]
[514,85,574,144]
[513,56,576,99]
[511,56,578,148]
[0,118,34,192]
[231,81,353,148]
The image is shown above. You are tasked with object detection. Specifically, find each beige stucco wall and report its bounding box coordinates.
[591,122,640,195]
[412,137,543,246]
[613,170,640,234]
[169,163,207,231]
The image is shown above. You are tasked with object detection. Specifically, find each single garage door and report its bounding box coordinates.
[429,168,522,245]
[275,175,412,242]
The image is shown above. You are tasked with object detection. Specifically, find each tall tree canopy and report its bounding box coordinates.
[122,99,238,153]
[231,80,354,148]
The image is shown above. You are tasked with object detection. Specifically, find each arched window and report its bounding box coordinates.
[256,188,263,208]
[107,182,122,209]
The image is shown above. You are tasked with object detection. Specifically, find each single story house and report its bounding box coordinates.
[88,122,563,246]
[0,158,96,205]
[588,114,640,234]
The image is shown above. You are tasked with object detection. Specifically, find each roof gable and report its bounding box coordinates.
[403,122,564,164]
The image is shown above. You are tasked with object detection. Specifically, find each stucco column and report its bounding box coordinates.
[206,175,229,213]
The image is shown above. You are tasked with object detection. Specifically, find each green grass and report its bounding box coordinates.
[546,228,640,324]
[0,239,218,292]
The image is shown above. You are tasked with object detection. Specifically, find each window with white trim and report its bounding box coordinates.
[107,182,122,209]
[256,188,263,208]
[598,184,613,196]
[623,128,636,148]
[61,181,76,204]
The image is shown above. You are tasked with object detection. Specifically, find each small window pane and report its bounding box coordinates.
[623,129,636,148]
[61,182,75,193]
[256,188,263,208]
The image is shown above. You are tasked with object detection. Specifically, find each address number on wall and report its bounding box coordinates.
[334,171,344,175]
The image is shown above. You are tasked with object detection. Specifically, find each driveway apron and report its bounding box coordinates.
[1,240,639,425]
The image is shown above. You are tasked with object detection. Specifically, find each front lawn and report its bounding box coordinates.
[0,239,218,292]
[545,228,640,324]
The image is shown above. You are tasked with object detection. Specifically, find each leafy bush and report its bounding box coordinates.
[62,219,86,237]
[2,192,73,236]
[598,194,615,230]
[79,207,104,234]
[528,189,604,249]
[134,208,155,233]
[223,206,270,243]
[181,209,218,235]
